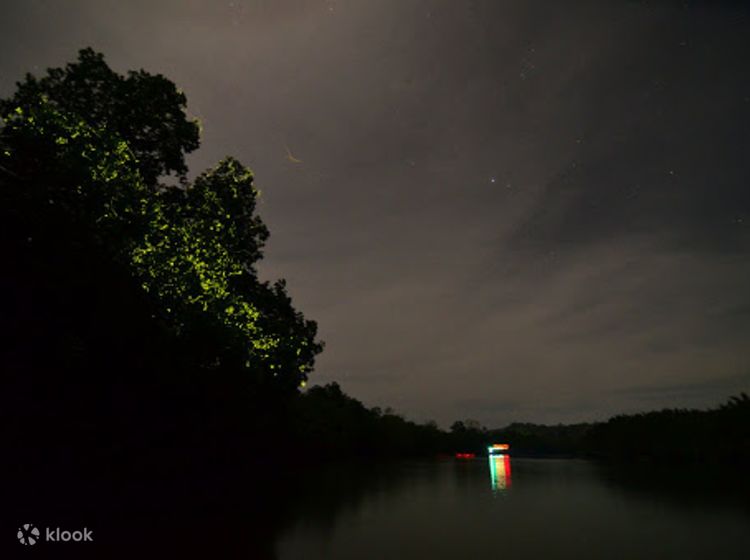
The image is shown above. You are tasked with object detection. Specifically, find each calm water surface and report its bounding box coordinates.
[277,457,750,560]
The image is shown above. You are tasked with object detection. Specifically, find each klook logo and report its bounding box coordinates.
[16,524,93,545]
[17,524,40,545]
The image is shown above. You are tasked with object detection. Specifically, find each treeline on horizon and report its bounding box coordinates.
[297,384,750,465]
[1,51,747,515]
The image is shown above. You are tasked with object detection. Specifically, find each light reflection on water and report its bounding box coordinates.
[488,454,512,492]
[278,458,750,560]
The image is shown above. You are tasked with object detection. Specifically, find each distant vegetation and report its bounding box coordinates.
[459,393,750,465]
[295,383,750,466]
[584,393,750,464]
[292,383,446,458]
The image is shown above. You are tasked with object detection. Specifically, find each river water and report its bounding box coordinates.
[276,457,750,560]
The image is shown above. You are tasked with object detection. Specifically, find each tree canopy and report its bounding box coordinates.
[0,47,200,186]
[0,48,321,396]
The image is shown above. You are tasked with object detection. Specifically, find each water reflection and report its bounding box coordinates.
[488,454,512,491]
[279,459,750,559]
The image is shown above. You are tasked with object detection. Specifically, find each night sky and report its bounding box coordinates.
[2,0,749,427]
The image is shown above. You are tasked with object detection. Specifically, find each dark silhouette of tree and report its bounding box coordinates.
[0,49,321,398]
[583,394,750,465]
[292,383,448,458]
[0,50,322,514]
[448,419,488,452]
[445,395,749,464]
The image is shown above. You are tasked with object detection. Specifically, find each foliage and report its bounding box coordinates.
[445,395,750,464]
[487,422,594,457]
[293,383,447,458]
[292,385,750,464]
[0,47,200,186]
[0,50,321,396]
[0,50,324,505]
[449,419,489,453]
[584,393,750,464]
[130,156,321,388]
[0,96,147,251]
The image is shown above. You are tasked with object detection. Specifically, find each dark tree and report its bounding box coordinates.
[0,50,323,513]
[0,50,321,395]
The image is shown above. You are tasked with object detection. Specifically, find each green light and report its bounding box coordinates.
[488,455,509,491]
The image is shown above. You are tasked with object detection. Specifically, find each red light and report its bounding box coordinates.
[455,453,476,459]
